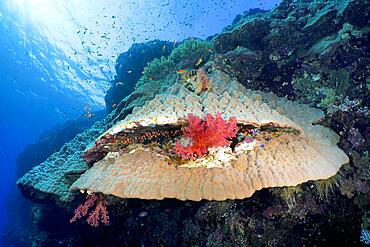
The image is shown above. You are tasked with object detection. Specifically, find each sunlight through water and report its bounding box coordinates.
[5,0,280,107]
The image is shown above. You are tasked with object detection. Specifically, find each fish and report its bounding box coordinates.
[195,58,203,66]
[84,112,94,118]
[177,69,186,74]
[138,211,148,217]
[127,70,132,74]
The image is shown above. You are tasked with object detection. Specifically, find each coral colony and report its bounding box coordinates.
[72,113,239,225]
[69,65,348,216]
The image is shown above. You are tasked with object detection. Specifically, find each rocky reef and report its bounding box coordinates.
[15,0,370,246]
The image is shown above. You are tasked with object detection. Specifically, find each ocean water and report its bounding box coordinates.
[0,0,370,247]
[0,0,280,245]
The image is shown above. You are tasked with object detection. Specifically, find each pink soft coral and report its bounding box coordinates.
[174,113,238,160]
[70,193,110,227]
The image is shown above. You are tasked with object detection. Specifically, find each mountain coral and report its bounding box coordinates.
[70,193,109,227]
[174,113,238,160]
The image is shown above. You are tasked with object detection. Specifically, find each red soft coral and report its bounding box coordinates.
[174,113,238,160]
[70,193,110,227]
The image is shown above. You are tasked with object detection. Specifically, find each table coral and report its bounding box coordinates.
[70,68,348,201]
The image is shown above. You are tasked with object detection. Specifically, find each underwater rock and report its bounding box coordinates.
[105,40,174,113]
[213,47,266,85]
[213,15,270,53]
[292,27,370,109]
[71,69,348,201]
[211,0,370,101]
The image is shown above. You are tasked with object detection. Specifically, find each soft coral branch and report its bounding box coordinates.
[174,113,238,160]
[70,193,109,227]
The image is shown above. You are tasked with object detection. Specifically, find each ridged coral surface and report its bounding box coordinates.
[71,69,349,201]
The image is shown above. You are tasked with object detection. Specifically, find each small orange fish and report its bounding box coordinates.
[177,69,186,74]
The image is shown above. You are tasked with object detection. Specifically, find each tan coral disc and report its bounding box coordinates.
[71,130,347,201]
[71,68,349,201]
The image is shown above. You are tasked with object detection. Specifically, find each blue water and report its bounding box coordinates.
[0,0,280,244]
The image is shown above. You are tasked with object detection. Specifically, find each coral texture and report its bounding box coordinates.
[174,113,238,160]
[170,38,213,69]
[13,0,370,245]
[71,69,348,201]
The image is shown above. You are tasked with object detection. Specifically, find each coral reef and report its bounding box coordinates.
[170,38,213,69]
[140,56,176,82]
[105,38,214,113]
[362,209,370,244]
[105,40,175,112]
[212,0,370,109]
[71,69,347,202]
[13,0,370,246]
